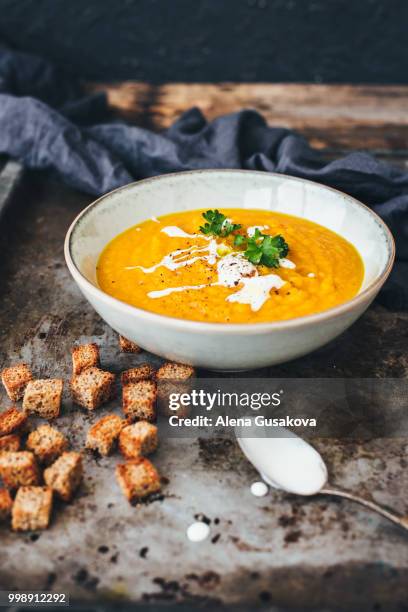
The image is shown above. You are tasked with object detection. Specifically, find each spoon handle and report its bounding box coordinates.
[320,487,408,533]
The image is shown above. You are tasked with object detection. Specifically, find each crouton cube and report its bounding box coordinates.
[119,335,141,353]
[0,407,27,436]
[43,452,83,502]
[156,361,195,418]
[0,451,40,489]
[115,458,161,502]
[119,421,158,459]
[155,361,195,382]
[0,433,20,453]
[0,488,13,521]
[12,486,53,531]
[23,379,63,419]
[1,363,33,402]
[122,380,157,422]
[71,367,115,411]
[86,414,124,456]
[121,364,155,385]
[26,425,68,465]
[72,343,100,376]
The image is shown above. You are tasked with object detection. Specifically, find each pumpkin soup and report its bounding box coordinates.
[96,208,364,323]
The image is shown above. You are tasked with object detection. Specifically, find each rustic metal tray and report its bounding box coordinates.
[0,174,407,611]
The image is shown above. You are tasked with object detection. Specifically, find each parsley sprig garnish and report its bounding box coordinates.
[234,228,289,268]
[198,210,289,268]
[199,209,241,237]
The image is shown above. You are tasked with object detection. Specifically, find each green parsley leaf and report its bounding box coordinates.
[233,234,246,246]
[199,210,241,237]
[234,229,289,268]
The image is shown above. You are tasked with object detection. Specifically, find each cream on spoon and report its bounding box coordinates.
[236,424,408,532]
[237,426,327,495]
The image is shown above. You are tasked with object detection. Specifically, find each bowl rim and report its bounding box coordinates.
[64,169,395,335]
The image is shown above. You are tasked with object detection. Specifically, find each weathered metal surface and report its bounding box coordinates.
[1,174,408,611]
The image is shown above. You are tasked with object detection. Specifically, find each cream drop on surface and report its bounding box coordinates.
[237,426,328,496]
[250,481,269,497]
[186,521,210,542]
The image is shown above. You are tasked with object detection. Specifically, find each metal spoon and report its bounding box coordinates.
[318,485,408,532]
[236,427,408,533]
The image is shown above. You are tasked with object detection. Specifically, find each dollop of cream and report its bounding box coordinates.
[217,253,257,288]
[227,274,286,311]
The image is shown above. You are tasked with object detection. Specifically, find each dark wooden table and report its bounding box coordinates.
[1,84,408,611]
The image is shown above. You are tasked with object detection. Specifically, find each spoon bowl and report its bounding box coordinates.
[236,425,408,533]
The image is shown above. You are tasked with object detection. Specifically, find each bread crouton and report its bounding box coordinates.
[43,452,83,502]
[155,361,195,417]
[23,379,63,419]
[155,361,195,382]
[119,335,141,353]
[1,363,33,401]
[0,407,27,436]
[86,414,124,456]
[12,486,53,531]
[0,488,13,521]
[119,421,158,459]
[121,364,155,385]
[26,425,68,465]
[72,343,100,376]
[0,451,40,489]
[122,380,157,422]
[71,367,115,411]
[0,433,20,453]
[115,458,161,502]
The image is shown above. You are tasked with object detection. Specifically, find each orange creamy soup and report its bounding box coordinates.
[97,208,364,324]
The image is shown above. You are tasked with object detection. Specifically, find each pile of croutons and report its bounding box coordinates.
[0,335,195,532]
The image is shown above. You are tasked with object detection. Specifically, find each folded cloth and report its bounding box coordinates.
[0,46,407,309]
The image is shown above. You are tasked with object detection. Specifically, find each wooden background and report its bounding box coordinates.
[87,82,408,161]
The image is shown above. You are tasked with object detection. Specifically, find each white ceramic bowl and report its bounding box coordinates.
[64,170,394,371]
